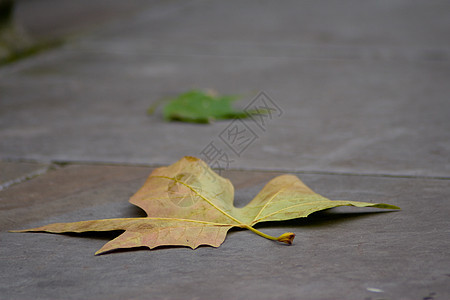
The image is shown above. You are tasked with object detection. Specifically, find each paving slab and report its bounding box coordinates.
[1,0,449,177]
[1,164,449,300]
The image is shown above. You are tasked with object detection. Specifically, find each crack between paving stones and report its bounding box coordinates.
[1,158,449,181]
[0,166,52,191]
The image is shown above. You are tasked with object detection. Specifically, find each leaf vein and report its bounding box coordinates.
[252,199,335,224]
[251,183,294,222]
[151,176,244,226]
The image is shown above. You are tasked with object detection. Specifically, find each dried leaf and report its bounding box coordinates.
[12,157,399,255]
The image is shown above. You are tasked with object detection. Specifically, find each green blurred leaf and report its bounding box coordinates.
[160,90,255,123]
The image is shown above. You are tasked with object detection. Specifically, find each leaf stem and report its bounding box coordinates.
[243,225,295,245]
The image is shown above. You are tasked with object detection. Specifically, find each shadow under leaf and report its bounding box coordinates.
[122,205,147,218]
[254,209,398,230]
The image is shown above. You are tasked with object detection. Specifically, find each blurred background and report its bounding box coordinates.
[1,0,449,176]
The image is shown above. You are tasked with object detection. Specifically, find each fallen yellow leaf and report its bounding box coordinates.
[12,156,399,255]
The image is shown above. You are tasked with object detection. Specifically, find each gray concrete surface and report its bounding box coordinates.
[14,0,157,40]
[1,0,449,299]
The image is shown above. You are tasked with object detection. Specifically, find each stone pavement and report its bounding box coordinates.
[1,1,449,299]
